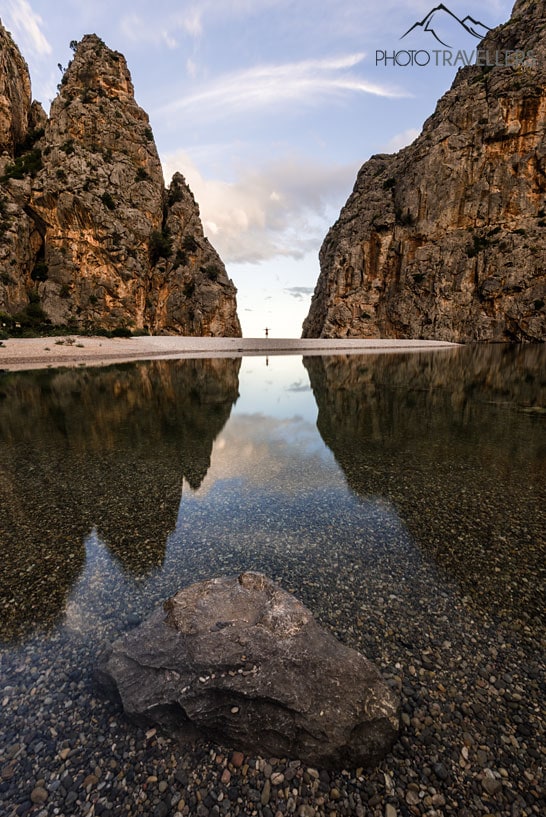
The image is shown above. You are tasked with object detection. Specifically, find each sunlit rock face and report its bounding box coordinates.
[303,0,546,342]
[0,29,241,336]
[0,24,32,158]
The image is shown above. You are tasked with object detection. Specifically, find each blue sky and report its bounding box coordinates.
[2,0,513,336]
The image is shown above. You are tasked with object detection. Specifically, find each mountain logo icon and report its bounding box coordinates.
[401,4,492,48]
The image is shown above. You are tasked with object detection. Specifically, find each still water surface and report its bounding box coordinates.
[0,346,544,649]
[0,345,545,813]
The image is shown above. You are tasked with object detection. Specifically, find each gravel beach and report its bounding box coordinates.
[0,336,457,371]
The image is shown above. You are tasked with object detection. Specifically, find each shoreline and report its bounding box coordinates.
[0,335,458,372]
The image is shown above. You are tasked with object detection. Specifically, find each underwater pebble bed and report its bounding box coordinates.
[1,347,544,817]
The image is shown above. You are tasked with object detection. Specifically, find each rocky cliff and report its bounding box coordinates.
[0,29,241,336]
[303,0,546,342]
[0,24,32,156]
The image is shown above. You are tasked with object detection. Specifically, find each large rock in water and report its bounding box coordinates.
[302,0,546,342]
[97,572,399,769]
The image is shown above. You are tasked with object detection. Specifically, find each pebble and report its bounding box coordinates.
[261,778,271,805]
[231,751,244,768]
[432,762,449,781]
[482,776,502,796]
[30,787,48,804]
[405,789,420,805]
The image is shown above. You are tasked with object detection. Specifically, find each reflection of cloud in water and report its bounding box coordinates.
[183,413,345,499]
[60,421,420,643]
[286,380,311,393]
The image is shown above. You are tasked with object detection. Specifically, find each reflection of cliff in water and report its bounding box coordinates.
[0,358,240,642]
[304,345,546,626]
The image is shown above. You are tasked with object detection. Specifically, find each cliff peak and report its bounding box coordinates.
[59,35,134,103]
[0,29,241,337]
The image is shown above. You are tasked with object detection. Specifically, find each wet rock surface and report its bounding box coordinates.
[97,572,400,769]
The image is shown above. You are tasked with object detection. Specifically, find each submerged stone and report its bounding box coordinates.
[97,572,399,769]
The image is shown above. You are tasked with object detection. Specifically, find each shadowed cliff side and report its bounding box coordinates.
[0,357,240,642]
[304,346,546,626]
[303,0,546,342]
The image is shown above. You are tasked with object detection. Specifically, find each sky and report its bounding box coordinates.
[1,0,514,336]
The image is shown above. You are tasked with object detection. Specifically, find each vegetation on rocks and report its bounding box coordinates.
[0,26,241,337]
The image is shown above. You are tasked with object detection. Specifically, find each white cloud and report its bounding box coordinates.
[162,150,358,264]
[189,413,343,498]
[4,0,51,56]
[156,53,408,121]
[121,0,277,47]
[120,9,201,48]
[285,287,315,300]
[383,128,421,152]
[186,57,198,78]
[174,7,202,38]
[120,0,291,46]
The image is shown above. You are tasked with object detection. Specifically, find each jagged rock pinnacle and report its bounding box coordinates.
[0,27,241,337]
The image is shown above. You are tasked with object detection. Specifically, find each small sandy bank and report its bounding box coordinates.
[0,336,459,372]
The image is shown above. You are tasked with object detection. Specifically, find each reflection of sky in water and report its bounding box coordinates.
[184,356,333,506]
[63,529,121,635]
[1,352,543,817]
[234,356,317,422]
[1,345,543,645]
[56,355,415,642]
[185,413,338,501]
[64,476,411,639]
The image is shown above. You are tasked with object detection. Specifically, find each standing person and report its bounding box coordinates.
[264,327,269,338]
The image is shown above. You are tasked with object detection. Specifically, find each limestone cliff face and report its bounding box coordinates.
[0,31,241,336]
[0,23,31,157]
[303,0,546,342]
